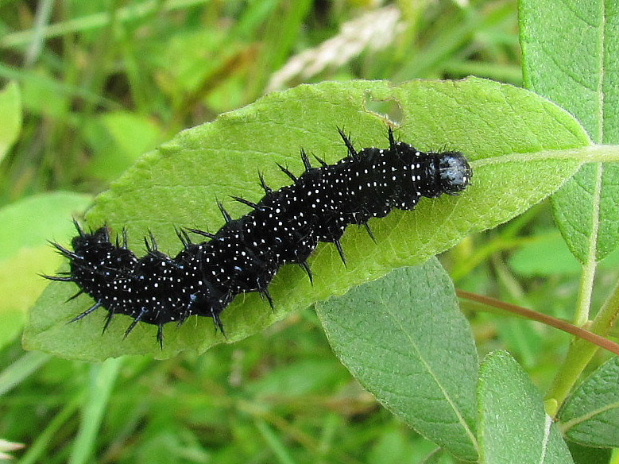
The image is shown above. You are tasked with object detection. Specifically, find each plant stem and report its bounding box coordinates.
[574,258,596,326]
[545,277,619,415]
[457,290,619,356]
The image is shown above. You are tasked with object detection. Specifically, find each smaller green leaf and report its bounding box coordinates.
[0,192,93,261]
[84,111,164,181]
[367,427,437,464]
[509,230,619,277]
[246,359,344,397]
[559,356,619,448]
[552,163,619,263]
[0,81,22,162]
[509,231,582,276]
[317,260,479,462]
[0,192,92,349]
[567,441,612,464]
[419,448,451,464]
[478,351,573,464]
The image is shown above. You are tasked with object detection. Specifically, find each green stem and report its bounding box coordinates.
[574,257,596,326]
[573,163,603,326]
[546,277,619,415]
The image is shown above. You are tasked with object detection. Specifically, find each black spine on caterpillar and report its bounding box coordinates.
[47,128,473,346]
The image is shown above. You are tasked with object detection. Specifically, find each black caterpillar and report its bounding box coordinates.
[47,129,472,346]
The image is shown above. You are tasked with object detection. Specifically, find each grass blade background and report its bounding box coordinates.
[0,82,21,162]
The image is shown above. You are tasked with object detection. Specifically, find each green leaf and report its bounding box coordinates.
[419,449,453,464]
[0,81,22,162]
[26,78,590,360]
[0,192,91,261]
[509,230,619,277]
[478,351,574,464]
[84,111,164,181]
[317,261,479,461]
[567,441,612,464]
[521,0,619,262]
[509,230,583,276]
[367,427,437,464]
[553,163,619,263]
[559,356,619,448]
[0,192,92,349]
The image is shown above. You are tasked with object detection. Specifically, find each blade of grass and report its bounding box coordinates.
[0,0,211,49]
[0,351,51,396]
[68,358,123,464]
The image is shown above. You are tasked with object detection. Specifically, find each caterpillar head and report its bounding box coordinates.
[436,152,472,195]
